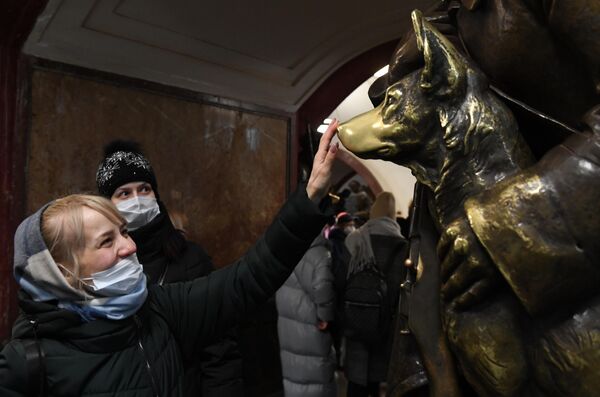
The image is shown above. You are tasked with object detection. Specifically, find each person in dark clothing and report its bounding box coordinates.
[345,181,372,216]
[0,121,340,396]
[328,212,356,298]
[331,189,350,215]
[343,192,408,397]
[96,140,243,396]
[326,212,354,368]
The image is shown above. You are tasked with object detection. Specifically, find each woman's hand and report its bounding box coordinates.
[306,120,339,202]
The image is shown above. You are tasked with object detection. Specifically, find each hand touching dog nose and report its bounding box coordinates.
[306,120,339,202]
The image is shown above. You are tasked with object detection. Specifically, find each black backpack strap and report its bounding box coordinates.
[14,318,48,397]
[11,338,47,397]
[20,338,46,397]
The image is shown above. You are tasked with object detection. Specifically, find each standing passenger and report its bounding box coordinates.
[276,229,337,397]
[95,140,243,396]
[327,212,355,366]
[343,192,408,397]
[345,181,372,216]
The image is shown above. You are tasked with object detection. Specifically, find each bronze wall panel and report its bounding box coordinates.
[28,69,289,267]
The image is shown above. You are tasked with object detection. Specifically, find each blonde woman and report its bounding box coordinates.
[0,122,339,396]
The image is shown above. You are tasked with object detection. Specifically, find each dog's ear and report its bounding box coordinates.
[412,10,466,98]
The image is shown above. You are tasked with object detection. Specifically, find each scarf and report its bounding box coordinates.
[14,202,148,323]
[57,276,148,322]
[345,216,403,277]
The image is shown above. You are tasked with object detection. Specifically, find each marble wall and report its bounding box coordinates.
[28,69,290,267]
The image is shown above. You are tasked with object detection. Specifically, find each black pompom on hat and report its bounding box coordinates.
[96,140,158,198]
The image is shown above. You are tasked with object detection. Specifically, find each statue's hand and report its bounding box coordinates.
[438,218,500,310]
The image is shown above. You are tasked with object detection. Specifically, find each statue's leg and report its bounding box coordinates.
[407,203,462,397]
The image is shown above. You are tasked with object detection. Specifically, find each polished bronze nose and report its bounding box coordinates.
[337,105,385,154]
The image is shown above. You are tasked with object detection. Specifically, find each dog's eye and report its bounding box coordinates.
[386,87,403,103]
[383,87,403,112]
[382,87,403,121]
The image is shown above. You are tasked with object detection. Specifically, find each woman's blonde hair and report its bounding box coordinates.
[41,194,125,287]
[369,192,396,220]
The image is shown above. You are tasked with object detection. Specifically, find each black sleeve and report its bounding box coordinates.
[198,327,244,397]
[149,186,328,357]
[181,242,245,396]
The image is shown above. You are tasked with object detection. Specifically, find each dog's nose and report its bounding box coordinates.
[336,122,354,149]
[337,106,384,154]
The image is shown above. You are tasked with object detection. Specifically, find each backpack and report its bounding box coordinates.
[342,242,403,344]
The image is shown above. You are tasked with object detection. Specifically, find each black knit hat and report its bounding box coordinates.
[96,140,158,198]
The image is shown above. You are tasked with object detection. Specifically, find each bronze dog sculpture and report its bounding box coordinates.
[338,10,600,397]
[374,0,600,155]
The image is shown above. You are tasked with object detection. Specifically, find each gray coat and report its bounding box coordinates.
[276,234,337,397]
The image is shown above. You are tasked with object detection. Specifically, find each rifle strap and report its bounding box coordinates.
[385,239,407,271]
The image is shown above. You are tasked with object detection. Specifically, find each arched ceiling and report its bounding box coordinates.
[24,0,435,112]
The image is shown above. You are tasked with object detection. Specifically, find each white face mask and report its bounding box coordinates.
[82,254,145,296]
[58,254,145,296]
[116,196,160,231]
[344,226,356,235]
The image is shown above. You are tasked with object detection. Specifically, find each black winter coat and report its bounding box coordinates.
[141,239,244,397]
[0,188,326,397]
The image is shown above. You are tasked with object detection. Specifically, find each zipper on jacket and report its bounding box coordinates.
[133,315,160,397]
[158,264,168,286]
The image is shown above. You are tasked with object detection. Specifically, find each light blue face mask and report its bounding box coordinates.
[116,196,161,231]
